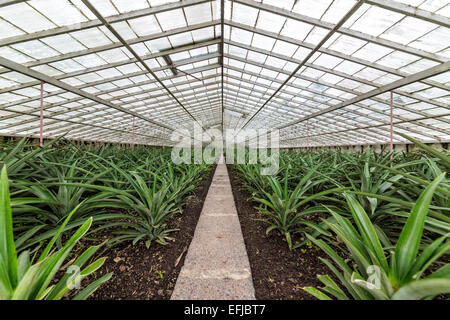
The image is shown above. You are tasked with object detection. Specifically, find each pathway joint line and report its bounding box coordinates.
[179,268,252,280]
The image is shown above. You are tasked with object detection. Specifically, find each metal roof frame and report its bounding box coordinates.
[0,0,448,147]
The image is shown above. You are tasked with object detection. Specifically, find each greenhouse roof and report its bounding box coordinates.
[0,0,449,147]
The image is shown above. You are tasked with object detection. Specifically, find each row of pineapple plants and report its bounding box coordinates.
[233,133,449,300]
[0,138,212,300]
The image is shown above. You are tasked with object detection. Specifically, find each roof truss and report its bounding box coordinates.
[0,0,448,147]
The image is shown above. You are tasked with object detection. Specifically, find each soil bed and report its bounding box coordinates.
[227,165,336,300]
[88,165,216,300]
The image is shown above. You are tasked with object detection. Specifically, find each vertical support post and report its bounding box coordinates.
[390,91,394,167]
[132,116,135,149]
[306,120,310,150]
[40,81,44,147]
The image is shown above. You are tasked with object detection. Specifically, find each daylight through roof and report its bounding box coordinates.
[0,0,449,147]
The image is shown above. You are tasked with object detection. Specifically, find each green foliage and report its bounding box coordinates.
[253,164,346,250]
[0,166,111,300]
[0,137,215,300]
[234,137,449,300]
[0,138,211,250]
[303,174,449,300]
[235,142,449,247]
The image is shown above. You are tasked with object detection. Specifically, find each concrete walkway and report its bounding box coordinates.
[171,162,255,300]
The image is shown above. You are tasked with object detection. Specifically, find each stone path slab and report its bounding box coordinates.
[171,163,255,300]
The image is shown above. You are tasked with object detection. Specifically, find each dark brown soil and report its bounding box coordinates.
[227,165,337,300]
[88,165,216,300]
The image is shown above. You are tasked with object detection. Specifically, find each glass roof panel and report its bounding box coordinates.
[0,0,448,146]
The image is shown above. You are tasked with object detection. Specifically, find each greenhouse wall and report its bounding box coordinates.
[285,142,449,153]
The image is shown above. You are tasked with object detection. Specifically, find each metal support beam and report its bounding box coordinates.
[222,85,379,142]
[0,0,212,46]
[80,0,209,134]
[222,77,386,141]
[224,52,450,133]
[223,61,450,138]
[39,81,44,147]
[1,63,220,122]
[222,85,394,143]
[0,20,220,76]
[0,0,24,8]
[132,116,135,150]
[238,0,366,131]
[390,91,394,166]
[40,117,174,145]
[233,0,448,62]
[224,39,450,111]
[278,60,450,131]
[366,0,450,28]
[0,107,173,144]
[220,0,225,133]
[0,56,174,133]
[306,120,309,149]
[17,85,222,137]
[0,59,209,146]
[225,20,450,92]
[0,38,221,94]
[281,111,449,144]
[222,78,443,145]
[0,0,448,148]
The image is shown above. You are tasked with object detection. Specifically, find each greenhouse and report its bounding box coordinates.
[0,0,449,305]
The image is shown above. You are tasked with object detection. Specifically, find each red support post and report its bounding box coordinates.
[40,81,44,147]
[306,119,310,149]
[390,91,394,167]
[132,116,135,149]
